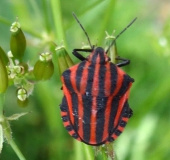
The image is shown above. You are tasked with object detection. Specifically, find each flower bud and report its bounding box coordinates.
[105,31,117,63]
[10,22,26,60]
[0,51,8,93]
[33,52,54,80]
[55,46,74,76]
[17,88,27,101]
[18,62,29,75]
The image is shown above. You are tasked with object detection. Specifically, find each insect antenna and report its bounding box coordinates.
[106,17,137,54]
[72,12,92,49]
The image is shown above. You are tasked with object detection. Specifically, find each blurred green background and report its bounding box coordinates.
[0,0,170,160]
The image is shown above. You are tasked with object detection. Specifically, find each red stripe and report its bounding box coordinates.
[61,112,67,117]
[112,134,118,139]
[80,62,89,94]
[70,65,79,92]
[92,55,100,96]
[104,63,111,96]
[77,96,84,139]
[89,97,97,144]
[117,126,124,132]
[77,62,89,139]
[122,117,129,122]
[90,55,100,144]
[62,121,71,127]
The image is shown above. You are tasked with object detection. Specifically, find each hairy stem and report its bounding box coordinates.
[9,139,26,160]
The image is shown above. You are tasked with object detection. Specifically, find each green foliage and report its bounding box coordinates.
[0,0,170,160]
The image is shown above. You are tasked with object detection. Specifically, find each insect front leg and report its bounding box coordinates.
[72,48,93,61]
[116,56,130,67]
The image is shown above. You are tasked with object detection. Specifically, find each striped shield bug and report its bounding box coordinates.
[60,13,136,146]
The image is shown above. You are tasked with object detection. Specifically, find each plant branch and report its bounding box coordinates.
[50,0,67,47]
[9,139,26,160]
[0,94,4,119]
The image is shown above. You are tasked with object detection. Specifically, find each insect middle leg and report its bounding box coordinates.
[116,56,130,67]
[72,48,93,61]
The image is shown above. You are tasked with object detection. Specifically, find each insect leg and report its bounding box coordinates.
[72,48,93,61]
[116,56,130,67]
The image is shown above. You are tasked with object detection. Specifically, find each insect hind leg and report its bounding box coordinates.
[72,48,93,61]
[116,56,130,67]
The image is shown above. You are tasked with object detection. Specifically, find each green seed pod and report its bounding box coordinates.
[0,47,9,65]
[0,52,8,93]
[33,52,54,81]
[33,60,54,80]
[55,46,74,76]
[17,98,29,108]
[10,22,26,60]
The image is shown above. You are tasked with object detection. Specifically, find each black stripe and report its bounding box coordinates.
[91,47,105,64]
[66,125,73,131]
[62,116,69,122]
[82,94,93,142]
[82,63,95,142]
[95,64,107,143]
[76,61,86,92]
[117,74,132,97]
[71,92,79,131]
[108,96,119,134]
[99,50,105,64]
[96,96,108,143]
[72,133,79,139]
[115,130,122,136]
[120,120,127,127]
[110,63,118,94]
[85,63,95,96]
[98,65,106,96]
[62,69,74,92]
[108,137,114,142]
[91,54,98,64]
[121,101,133,118]
[60,96,68,112]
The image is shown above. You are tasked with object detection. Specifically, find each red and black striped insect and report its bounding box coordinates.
[60,13,136,146]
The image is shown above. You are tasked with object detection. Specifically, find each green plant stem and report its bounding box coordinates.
[1,119,26,160]
[98,0,116,45]
[74,141,82,160]
[41,0,51,32]
[50,0,67,47]
[0,94,4,119]
[9,139,26,160]
[83,144,94,160]
[0,94,26,160]
[0,17,11,26]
